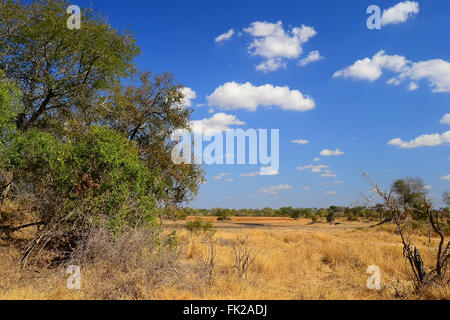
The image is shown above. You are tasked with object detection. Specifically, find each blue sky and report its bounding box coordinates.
[77,0,449,209]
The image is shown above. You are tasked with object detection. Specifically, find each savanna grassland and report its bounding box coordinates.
[1,216,448,300]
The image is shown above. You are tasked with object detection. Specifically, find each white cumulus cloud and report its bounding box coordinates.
[381,1,419,26]
[244,21,317,72]
[190,113,245,135]
[207,82,315,112]
[441,114,450,125]
[298,50,324,66]
[441,175,450,181]
[334,51,450,93]
[333,50,409,82]
[388,131,450,149]
[175,87,197,108]
[320,149,345,157]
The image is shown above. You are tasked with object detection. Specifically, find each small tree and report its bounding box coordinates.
[326,211,336,223]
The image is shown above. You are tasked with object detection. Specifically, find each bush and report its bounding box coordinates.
[186,219,215,235]
[326,212,336,223]
[311,215,319,224]
[6,126,164,264]
[69,226,180,299]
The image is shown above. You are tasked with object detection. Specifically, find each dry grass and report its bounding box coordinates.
[0,218,448,300]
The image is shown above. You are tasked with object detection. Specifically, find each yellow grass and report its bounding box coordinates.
[0,218,448,300]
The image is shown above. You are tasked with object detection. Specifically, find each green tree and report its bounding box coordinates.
[104,72,204,206]
[392,177,428,220]
[0,70,20,166]
[326,211,336,223]
[0,0,140,132]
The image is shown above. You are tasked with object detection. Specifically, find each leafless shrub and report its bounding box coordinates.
[232,234,256,280]
[198,233,217,286]
[67,226,181,299]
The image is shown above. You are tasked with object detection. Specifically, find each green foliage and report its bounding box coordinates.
[8,126,161,231]
[311,215,319,224]
[186,219,215,235]
[278,207,303,219]
[0,0,140,131]
[392,177,429,221]
[105,72,205,206]
[0,70,20,166]
[326,211,336,223]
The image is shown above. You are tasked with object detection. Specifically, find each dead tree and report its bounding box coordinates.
[374,185,449,287]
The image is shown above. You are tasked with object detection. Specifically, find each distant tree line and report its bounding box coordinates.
[176,205,386,221]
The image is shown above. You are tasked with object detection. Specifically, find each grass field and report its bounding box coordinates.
[1,217,448,300]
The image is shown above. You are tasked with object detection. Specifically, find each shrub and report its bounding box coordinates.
[6,126,164,264]
[326,212,336,223]
[186,219,215,235]
[311,215,319,224]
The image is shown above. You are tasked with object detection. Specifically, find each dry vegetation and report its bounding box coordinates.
[1,216,448,300]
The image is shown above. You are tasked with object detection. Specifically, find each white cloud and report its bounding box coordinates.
[334,51,450,93]
[407,82,419,91]
[381,1,419,26]
[259,184,293,195]
[388,131,450,149]
[298,50,324,66]
[215,29,235,43]
[441,114,450,125]
[320,149,345,157]
[313,157,321,162]
[326,191,337,195]
[226,178,234,183]
[244,21,317,72]
[441,175,450,181]
[321,173,338,178]
[333,181,343,185]
[241,167,279,177]
[260,166,279,176]
[303,186,311,191]
[214,173,231,180]
[240,172,259,177]
[333,50,409,82]
[207,82,315,112]
[297,164,329,173]
[402,59,450,93]
[291,139,309,145]
[178,87,197,108]
[256,58,286,72]
[190,112,245,134]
